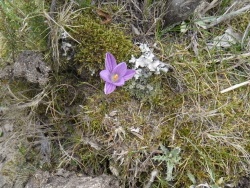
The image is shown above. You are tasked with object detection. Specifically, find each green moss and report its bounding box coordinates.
[74,0,92,8]
[230,12,250,33]
[69,9,134,77]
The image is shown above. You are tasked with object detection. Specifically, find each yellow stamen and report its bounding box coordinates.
[112,74,119,82]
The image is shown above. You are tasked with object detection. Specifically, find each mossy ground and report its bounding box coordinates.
[0,0,250,187]
[70,8,135,77]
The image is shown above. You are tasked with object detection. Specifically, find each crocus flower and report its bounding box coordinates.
[100,52,136,94]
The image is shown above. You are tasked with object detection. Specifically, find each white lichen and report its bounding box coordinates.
[128,43,171,96]
[129,43,170,77]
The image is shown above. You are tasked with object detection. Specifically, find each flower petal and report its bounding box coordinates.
[100,70,112,83]
[123,69,136,81]
[112,62,127,77]
[104,82,116,94]
[112,77,125,86]
[105,52,117,72]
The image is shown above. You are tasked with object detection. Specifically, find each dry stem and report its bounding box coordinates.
[203,4,250,29]
[220,80,250,94]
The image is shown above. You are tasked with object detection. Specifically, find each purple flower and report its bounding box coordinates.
[100,52,136,94]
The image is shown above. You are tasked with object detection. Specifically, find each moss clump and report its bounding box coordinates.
[70,9,134,77]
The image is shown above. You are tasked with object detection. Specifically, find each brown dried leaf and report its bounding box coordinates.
[96,8,112,24]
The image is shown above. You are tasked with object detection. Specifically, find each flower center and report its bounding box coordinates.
[111,74,119,82]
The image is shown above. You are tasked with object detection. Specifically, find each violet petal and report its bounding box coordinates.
[105,52,117,72]
[112,77,125,86]
[112,62,127,77]
[123,69,136,81]
[100,70,112,83]
[104,82,116,94]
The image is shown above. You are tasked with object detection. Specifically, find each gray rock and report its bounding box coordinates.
[25,169,120,188]
[0,51,50,86]
[163,0,202,26]
[13,51,50,86]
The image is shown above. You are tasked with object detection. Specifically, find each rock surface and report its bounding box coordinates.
[25,169,119,188]
[164,0,202,26]
[0,51,50,86]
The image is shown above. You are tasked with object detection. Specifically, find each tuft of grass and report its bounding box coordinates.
[0,0,48,60]
[149,8,250,185]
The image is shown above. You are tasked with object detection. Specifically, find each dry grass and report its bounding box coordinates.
[0,0,250,187]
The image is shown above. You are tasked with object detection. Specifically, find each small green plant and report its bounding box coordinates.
[0,0,48,59]
[153,144,181,181]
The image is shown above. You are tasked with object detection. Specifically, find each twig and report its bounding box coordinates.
[49,0,57,19]
[220,80,250,94]
[210,52,250,63]
[144,169,158,188]
[223,1,237,14]
[47,0,57,47]
[204,4,250,29]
